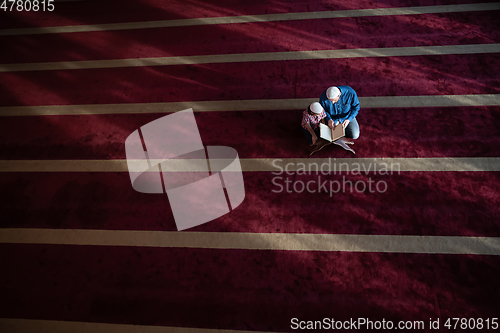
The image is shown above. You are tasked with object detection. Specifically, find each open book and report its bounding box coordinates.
[319,122,345,142]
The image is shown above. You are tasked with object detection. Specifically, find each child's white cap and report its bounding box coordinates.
[309,102,324,114]
[326,86,341,99]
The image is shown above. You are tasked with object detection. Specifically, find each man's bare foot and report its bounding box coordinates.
[342,138,354,145]
[333,137,355,154]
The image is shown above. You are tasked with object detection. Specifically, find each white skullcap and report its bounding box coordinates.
[309,102,324,114]
[326,86,341,99]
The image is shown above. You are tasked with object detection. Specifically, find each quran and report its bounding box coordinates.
[319,122,345,142]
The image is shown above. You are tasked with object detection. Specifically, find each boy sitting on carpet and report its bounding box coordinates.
[301,102,326,146]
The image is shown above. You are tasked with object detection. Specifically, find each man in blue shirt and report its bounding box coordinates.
[319,86,360,140]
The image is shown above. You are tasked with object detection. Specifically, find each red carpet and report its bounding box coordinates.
[1,171,499,236]
[0,0,499,331]
[0,244,499,330]
[2,11,499,63]
[0,107,499,159]
[2,0,497,29]
[1,55,499,106]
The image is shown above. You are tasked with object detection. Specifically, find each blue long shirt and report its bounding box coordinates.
[319,86,360,123]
